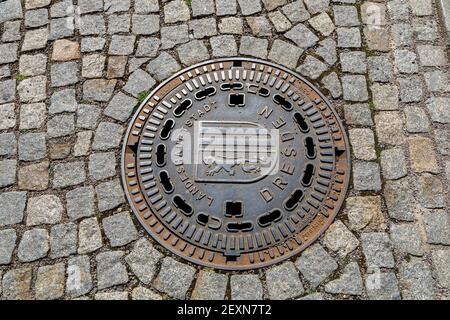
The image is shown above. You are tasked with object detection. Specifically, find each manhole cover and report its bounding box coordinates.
[122,58,350,270]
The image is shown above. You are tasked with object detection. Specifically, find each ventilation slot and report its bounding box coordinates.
[160,119,174,140]
[305,137,316,159]
[294,112,309,133]
[258,209,282,227]
[195,86,216,100]
[284,189,304,211]
[159,171,174,194]
[273,94,293,111]
[173,99,192,117]
[302,164,315,187]
[156,144,167,167]
[172,195,193,216]
[227,221,254,232]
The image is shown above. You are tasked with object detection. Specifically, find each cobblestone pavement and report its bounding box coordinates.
[0,0,449,300]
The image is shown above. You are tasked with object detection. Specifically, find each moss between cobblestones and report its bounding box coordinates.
[15,73,27,81]
[137,90,150,104]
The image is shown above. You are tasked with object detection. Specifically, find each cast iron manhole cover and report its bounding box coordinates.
[122,58,350,270]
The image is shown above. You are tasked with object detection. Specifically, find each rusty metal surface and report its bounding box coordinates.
[121,58,351,270]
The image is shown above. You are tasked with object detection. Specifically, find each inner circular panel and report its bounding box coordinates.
[121,58,350,270]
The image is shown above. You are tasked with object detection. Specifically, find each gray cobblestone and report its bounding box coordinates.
[380,148,407,180]
[417,174,445,209]
[19,54,47,76]
[390,223,424,256]
[268,11,292,32]
[19,103,46,130]
[392,23,413,47]
[337,27,361,48]
[35,263,65,300]
[340,51,366,74]
[0,229,16,265]
[423,210,450,245]
[17,75,47,103]
[342,75,368,102]
[164,0,191,24]
[247,16,272,36]
[431,250,450,289]
[426,97,450,124]
[314,38,337,66]
[323,220,359,257]
[333,5,359,27]
[123,69,155,97]
[191,271,228,300]
[266,261,304,300]
[400,259,435,300]
[230,275,263,300]
[51,62,78,87]
[405,105,430,133]
[239,36,268,59]
[132,14,159,35]
[346,196,384,232]
[66,255,93,297]
[160,25,188,50]
[210,35,238,58]
[96,251,129,289]
[132,287,162,300]
[0,81,16,104]
[368,55,393,82]
[146,52,181,81]
[50,223,77,258]
[102,212,138,247]
[375,111,405,145]
[78,217,103,254]
[0,103,15,129]
[297,56,327,80]
[95,179,125,212]
[0,191,27,226]
[53,161,86,188]
[361,233,395,268]
[26,194,63,226]
[18,133,47,161]
[399,77,423,102]
[153,257,196,299]
[285,24,318,49]
[216,0,237,16]
[282,1,310,23]
[366,272,401,300]
[18,228,49,262]
[321,72,342,98]
[77,104,100,129]
[295,244,337,288]
[2,268,32,300]
[237,0,262,15]
[177,40,210,66]
[384,178,415,221]
[324,262,363,296]
[0,159,17,188]
[125,238,163,285]
[0,133,16,156]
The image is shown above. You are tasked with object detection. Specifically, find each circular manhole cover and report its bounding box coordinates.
[122,58,350,270]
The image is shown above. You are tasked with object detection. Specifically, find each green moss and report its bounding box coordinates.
[137,91,150,104]
[184,0,192,7]
[15,73,27,82]
[368,100,376,112]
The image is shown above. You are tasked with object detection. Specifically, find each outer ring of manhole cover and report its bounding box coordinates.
[121,58,350,270]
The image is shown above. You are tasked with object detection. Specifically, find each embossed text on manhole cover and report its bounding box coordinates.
[121,58,350,270]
